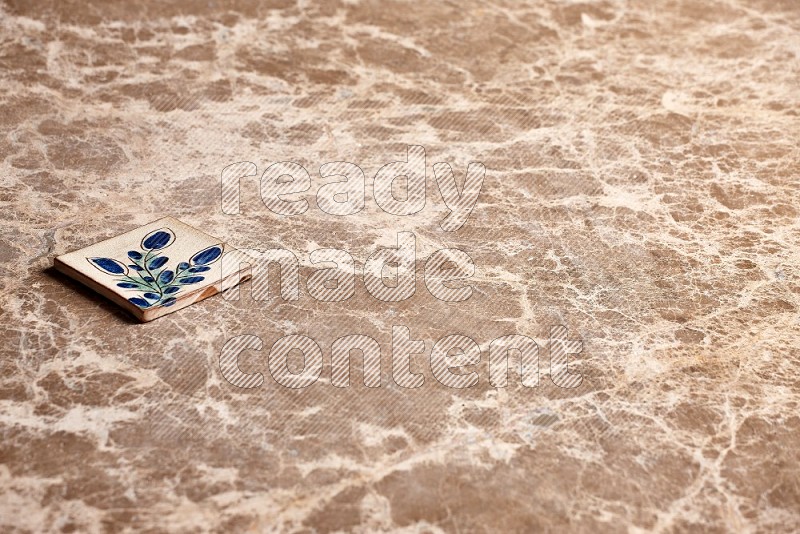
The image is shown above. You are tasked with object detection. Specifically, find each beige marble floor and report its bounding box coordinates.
[1,0,799,532]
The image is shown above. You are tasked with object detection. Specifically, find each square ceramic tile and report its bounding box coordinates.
[54,216,249,322]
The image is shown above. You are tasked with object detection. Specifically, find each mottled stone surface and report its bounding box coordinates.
[1,0,799,531]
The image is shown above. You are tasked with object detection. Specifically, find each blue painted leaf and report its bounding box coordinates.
[149,256,169,270]
[159,270,175,284]
[129,264,144,271]
[143,276,155,283]
[188,266,211,273]
[178,276,205,284]
[143,292,160,300]
[117,282,139,289]
[190,244,223,266]
[128,250,143,260]
[141,228,175,250]
[164,286,180,294]
[177,262,190,271]
[162,297,177,307]
[87,257,128,275]
[129,297,150,308]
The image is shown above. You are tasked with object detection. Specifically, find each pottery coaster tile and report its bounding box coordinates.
[54,216,249,322]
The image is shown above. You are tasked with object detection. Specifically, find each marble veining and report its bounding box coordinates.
[1,0,799,531]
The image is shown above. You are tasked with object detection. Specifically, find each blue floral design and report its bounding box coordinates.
[87,227,223,309]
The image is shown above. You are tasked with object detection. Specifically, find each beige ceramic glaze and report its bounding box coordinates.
[54,217,248,322]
